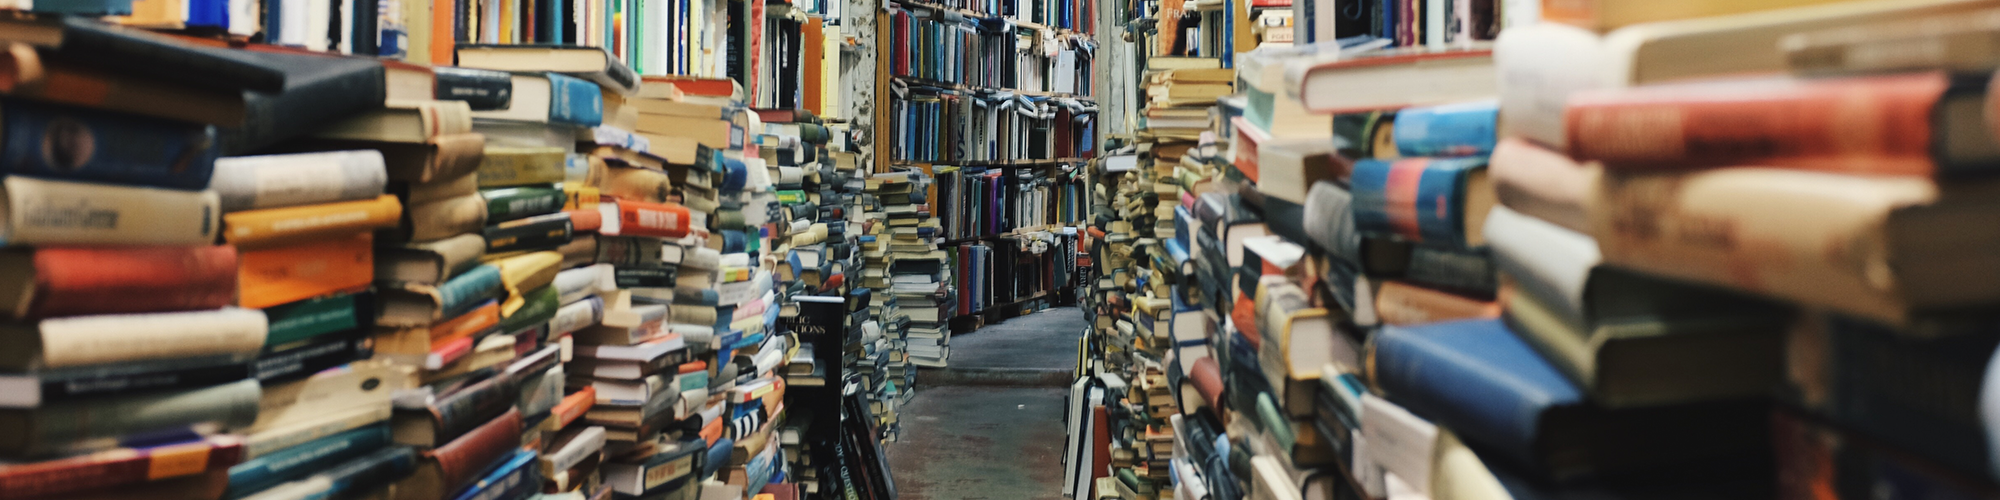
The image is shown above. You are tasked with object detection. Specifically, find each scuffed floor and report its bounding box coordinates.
[885,307,1086,500]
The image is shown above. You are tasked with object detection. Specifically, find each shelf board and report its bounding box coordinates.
[890,75,1097,101]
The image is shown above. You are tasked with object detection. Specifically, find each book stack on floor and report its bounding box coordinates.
[875,169,951,370]
[1068,1,2000,500]
[855,168,934,430]
[0,22,424,499]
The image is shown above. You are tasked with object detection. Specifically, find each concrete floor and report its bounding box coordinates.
[886,306,1086,500]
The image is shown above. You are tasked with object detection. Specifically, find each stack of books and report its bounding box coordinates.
[1073,1,2000,500]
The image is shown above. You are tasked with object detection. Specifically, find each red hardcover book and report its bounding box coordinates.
[613,200,693,239]
[10,245,237,320]
[640,76,734,97]
[398,408,524,500]
[1565,72,1965,177]
[0,435,243,499]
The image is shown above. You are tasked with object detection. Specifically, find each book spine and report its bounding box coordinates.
[438,265,506,315]
[546,73,606,127]
[434,408,525,491]
[35,358,254,406]
[1565,72,1950,176]
[1400,246,1497,295]
[482,186,567,224]
[236,233,375,309]
[1592,168,1929,324]
[434,67,515,111]
[1373,280,1500,326]
[448,449,539,500]
[431,376,521,445]
[548,387,595,430]
[484,213,575,253]
[404,170,480,206]
[20,379,262,457]
[0,99,220,191]
[407,133,489,184]
[262,293,363,347]
[28,245,238,320]
[2,176,221,247]
[596,236,664,267]
[254,332,369,382]
[616,201,693,238]
[222,195,403,248]
[211,150,389,212]
[407,194,490,243]
[1393,100,1499,158]
[36,307,267,370]
[549,296,606,336]
[1349,157,1485,248]
[476,147,569,188]
[224,424,390,497]
[498,286,561,334]
[614,266,678,288]
[0,436,243,498]
[601,166,674,204]
[305,446,419,499]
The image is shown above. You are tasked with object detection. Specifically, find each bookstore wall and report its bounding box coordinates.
[1065,0,2000,500]
[0,0,1108,489]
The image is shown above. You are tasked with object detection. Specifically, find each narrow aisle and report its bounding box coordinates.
[887,307,1088,500]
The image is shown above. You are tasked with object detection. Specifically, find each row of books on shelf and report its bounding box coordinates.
[0,10,899,500]
[888,87,1097,163]
[1074,0,2000,499]
[930,164,1087,241]
[65,0,853,119]
[886,3,1095,95]
[892,0,1097,33]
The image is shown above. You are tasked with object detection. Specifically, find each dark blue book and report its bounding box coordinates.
[1373,319,1767,482]
[449,449,539,500]
[0,99,217,190]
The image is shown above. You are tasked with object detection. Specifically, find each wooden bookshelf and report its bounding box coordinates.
[891,0,1082,36]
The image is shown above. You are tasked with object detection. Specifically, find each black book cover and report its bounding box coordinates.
[219,49,386,155]
[434,67,514,111]
[25,355,255,405]
[484,216,574,253]
[613,265,678,288]
[256,330,372,382]
[42,17,286,92]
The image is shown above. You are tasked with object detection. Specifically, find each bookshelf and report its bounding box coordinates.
[0,0,900,498]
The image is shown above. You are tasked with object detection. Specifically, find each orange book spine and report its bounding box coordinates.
[430,301,501,351]
[616,200,692,238]
[238,232,373,309]
[223,195,403,248]
[549,386,596,430]
[1565,72,1948,176]
[802,18,825,115]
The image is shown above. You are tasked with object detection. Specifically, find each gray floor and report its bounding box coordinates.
[886,306,1086,500]
[944,307,1085,371]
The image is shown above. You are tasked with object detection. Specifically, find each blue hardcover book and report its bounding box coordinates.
[225,424,392,499]
[1173,205,1195,250]
[1349,157,1487,249]
[1374,319,1768,481]
[449,449,539,500]
[251,445,417,500]
[1394,100,1499,157]
[186,0,228,27]
[438,265,506,316]
[544,73,604,127]
[1,99,218,190]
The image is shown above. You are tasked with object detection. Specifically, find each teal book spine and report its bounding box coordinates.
[545,73,603,127]
[438,265,504,316]
[224,424,391,499]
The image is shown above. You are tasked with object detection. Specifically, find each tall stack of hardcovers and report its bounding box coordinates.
[1070,2,2000,500]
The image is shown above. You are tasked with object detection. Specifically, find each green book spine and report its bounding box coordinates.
[498,285,560,334]
[480,186,565,224]
[263,293,361,347]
